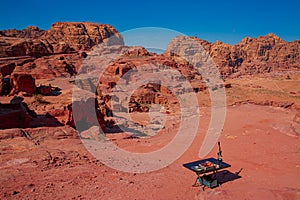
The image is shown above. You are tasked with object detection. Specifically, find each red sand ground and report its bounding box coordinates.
[1,104,299,199]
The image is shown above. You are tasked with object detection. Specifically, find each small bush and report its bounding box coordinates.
[34,94,49,104]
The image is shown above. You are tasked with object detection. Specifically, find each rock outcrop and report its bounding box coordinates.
[69,98,106,132]
[165,34,300,78]
[0,26,44,38]
[0,96,31,129]
[42,22,123,53]
[0,37,52,58]
[12,53,82,79]
[1,23,299,80]
[10,73,36,95]
[0,22,123,58]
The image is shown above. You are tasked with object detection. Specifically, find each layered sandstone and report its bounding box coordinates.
[42,22,123,53]
[1,23,300,132]
[9,73,36,95]
[0,22,123,58]
[0,97,31,129]
[165,34,300,78]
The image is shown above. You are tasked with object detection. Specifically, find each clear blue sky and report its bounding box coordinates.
[1,0,299,44]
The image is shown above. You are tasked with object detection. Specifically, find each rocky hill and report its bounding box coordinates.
[0,22,124,81]
[0,22,123,58]
[1,22,299,79]
[166,34,300,78]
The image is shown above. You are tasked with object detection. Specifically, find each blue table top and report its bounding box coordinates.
[183,157,231,174]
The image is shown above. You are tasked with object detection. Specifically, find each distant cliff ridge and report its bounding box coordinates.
[0,22,299,78]
[0,22,124,58]
[166,34,300,78]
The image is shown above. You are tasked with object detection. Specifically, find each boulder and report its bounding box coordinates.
[67,99,106,132]
[10,73,36,95]
[0,102,30,129]
[37,85,52,95]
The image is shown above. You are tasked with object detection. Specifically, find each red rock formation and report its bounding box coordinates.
[9,73,36,95]
[42,22,123,53]
[0,37,53,58]
[0,26,44,39]
[1,23,299,81]
[93,47,194,114]
[0,62,16,76]
[12,53,82,79]
[0,101,30,129]
[125,46,152,57]
[69,98,106,132]
[0,22,123,58]
[37,85,52,95]
[166,34,300,78]
[0,57,33,77]
[45,108,70,125]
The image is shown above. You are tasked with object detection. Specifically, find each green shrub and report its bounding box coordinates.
[34,94,49,104]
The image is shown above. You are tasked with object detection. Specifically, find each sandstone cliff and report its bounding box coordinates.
[0,22,123,58]
[165,34,300,78]
[0,23,299,80]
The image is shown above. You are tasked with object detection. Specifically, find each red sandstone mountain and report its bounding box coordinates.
[0,22,123,80]
[0,22,299,80]
[0,22,123,58]
[166,34,300,78]
[0,23,299,120]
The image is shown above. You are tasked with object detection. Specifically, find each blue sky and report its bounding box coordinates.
[1,0,299,44]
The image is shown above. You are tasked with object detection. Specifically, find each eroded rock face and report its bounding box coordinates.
[0,97,31,129]
[92,47,194,115]
[69,99,106,132]
[0,22,123,58]
[10,73,36,95]
[13,54,81,79]
[42,22,123,53]
[166,34,300,78]
[0,36,53,58]
[1,23,299,81]
[0,26,44,39]
[0,63,16,77]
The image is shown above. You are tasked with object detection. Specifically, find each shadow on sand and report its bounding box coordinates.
[105,124,148,138]
[216,169,242,186]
